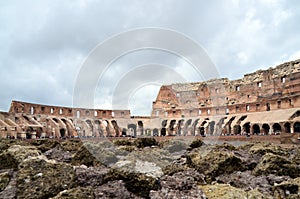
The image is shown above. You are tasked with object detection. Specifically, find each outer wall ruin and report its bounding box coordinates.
[1,59,300,140]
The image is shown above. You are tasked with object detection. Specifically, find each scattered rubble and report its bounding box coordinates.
[0,138,299,198]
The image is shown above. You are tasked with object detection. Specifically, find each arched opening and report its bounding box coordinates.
[94,120,102,137]
[52,118,59,124]
[162,120,168,127]
[266,103,270,111]
[61,118,71,137]
[168,120,176,136]
[30,106,35,115]
[160,127,166,136]
[153,128,159,136]
[122,128,127,137]
[76,110,80,118]
[226,116,236,135]
[105,120,111,137]
[201,121,207,126]
[233,125,241,135]
[26,132,31,139]
[243,122,251,134]
[127,124,136,137]
[191,119,199,136]
[111,120,120,137]
[177,119,184,135]
[23,116,31,123]
[262,124,270,135]
[252,124,260,135]
[26,127,34,139]
[36,127,43,138]
[138,121,144,136]
[161,120,167,136]
[284,122,291,133]
[145,128,151,136]
[94,120,100,125]
[200,127,205,136]
[272,123,281,135]
[294,122,300,133]
[208,121,215,135]
[60,128,66,138]
[86,120,94,136]
[183,119,192,136]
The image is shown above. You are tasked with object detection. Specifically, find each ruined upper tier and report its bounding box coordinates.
[152,59,300,118]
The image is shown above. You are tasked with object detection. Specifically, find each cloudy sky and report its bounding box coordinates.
[1,0,300,115]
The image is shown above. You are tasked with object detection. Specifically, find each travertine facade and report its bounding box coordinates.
[151,59,300,137]
[1,59,300,139]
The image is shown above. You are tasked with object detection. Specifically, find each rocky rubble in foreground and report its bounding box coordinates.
[0,137,300,199]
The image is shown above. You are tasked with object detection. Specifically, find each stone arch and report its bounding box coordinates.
[233,125,241,135]
[60,128,66,138]
[243,122,251,134]
[86,119,94,136]
[94,120,100,125]
[94,120,103,137]
[272,123,281,135]
[262,123,270,135]
[105,120,112,137]
[183,119,192,136]
[52,118,59,124]
[111,120,120,137]
[137,121,144,136]
[144,128,151,136]
[168,120,176,135]
[252,124,260,135]
[284,122,291,133]
[162,120,168,127]
[226,116,236,135]
[201,120,207,126]
[161,120,167,136]
[191,119,199,136]
[122,128,127,137]
[200,127,205,136]
[177,119,184,136]
[26,127,34,139]
[153,128,159,136]
[61,118,72,137]
[294,122,300,133]
[127,123,136,137]
[160,127,166,136]
[208,121,215,135]
[215,118,225,135]
[36,127,43,138]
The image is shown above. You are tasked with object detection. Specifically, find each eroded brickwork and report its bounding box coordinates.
[152,59,300,118]
[1,59,300,140]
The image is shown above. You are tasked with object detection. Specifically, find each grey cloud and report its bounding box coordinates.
[1,0,300,115]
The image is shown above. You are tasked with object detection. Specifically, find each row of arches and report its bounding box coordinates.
[229,122,300,135]
[13,113,300,138]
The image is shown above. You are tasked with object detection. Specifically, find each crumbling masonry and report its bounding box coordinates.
[1,59,300,139]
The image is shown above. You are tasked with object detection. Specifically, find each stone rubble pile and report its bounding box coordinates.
[0,138,299,198]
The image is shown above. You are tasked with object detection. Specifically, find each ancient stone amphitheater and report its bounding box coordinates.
[1,59,300,141]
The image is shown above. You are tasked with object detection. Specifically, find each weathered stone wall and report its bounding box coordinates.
[152,59,300,118]
[9,101,131,119]
[1,59,300,139]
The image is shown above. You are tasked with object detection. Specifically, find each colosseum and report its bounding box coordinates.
[1,59,300,141]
